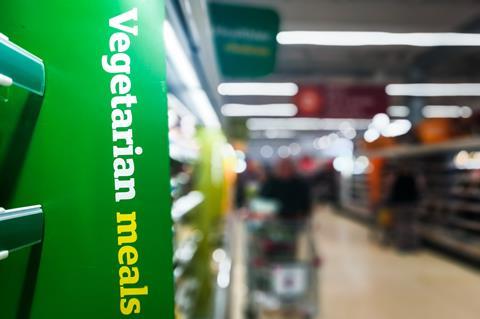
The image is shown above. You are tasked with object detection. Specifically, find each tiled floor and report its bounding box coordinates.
[314,205,480,319]
[230,205,480,319]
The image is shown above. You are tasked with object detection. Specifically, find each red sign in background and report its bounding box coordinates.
[293,85,388,118]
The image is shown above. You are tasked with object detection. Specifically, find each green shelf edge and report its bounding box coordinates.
[0,36,45,96]
[0,205,44,253]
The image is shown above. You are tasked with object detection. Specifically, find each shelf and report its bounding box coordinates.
[449,218,480,232]
[174,238,199,265]
[419,226,480,260]
[170,142,199,163]
[451,187,480,199]
[172,191,204,222]
[0,205,43,260]
[363,136,480,159]
[171,172,192,199]
[450,201,480,214]
[0,35,45,95]
[343,202,372,219]
[418,197,480,214]
[173,232,203,281]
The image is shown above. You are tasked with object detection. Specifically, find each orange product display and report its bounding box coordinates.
[367,157,385,207]
[359,136,396,152]
[416,118,455,144]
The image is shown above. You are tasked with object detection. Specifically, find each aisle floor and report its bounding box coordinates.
[230,205,480,319]
[313,205,480,319]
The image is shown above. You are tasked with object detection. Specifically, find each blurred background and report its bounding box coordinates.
[167,0,480,318]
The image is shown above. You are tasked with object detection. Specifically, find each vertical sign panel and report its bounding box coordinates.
[0,1,174,318]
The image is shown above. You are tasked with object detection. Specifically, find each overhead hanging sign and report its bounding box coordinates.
[293,85,389,118]
[0,1,174,318]
[209,3,280,78]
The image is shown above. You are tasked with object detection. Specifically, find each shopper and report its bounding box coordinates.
[235,159,265,209]
[260,159,312,219]
[388,167,420,251]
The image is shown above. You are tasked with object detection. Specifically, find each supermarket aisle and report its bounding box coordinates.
[314,205,480,319]
[229,206,480,319]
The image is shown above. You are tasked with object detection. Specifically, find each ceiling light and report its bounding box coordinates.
[364,129,380,143]
[422,105,473,118]
[246,118,370,131]
[387,105,410,117]
[343,128,357,140]
[386,83,480,97]
[221,103,298,117]
[339,121,357,139]
[188,89,221,128]
[260,145,274,158]
[328,133,339,143]
[371,113,390,131]
[278,145,291,158]
[289,143,302,156]
[264,130,296,139]
[333,156,354,176]
[381,119,412,137]
[217,82,299,96]
[164,21,220,128]
[277,31,480,47]
[325,138,354,158]
[314,136,330,150]
[164,21,200,88]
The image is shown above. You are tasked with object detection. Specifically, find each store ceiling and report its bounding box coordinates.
[201,0,480,154]
[213,0,480,84]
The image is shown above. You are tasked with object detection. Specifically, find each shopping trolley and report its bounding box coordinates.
[244,213,320,319]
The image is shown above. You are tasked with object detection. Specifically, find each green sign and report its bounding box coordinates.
[0,1,174,318]
[209,3,280,78]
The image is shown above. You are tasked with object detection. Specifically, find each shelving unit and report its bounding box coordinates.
[415,155,480,261]
[168,92,204,319]
[419,225,480,259]
[363,136,480,159]
[340,173,373,221]
[168,92,229,319]
[172,191,204,222]
[344,136,480,262]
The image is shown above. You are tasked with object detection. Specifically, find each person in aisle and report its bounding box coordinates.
[387,166,420,251]
[260,158,312,219]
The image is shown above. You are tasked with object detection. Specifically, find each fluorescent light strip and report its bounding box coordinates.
[221,103,298,117]
[188,89,220,128]
[164,21,220,128]
[250,130,297,140]
[387,105,410,117]
[217,82,299,96]
[168,93,196,119]
[164,21,201,88]
[246,118,370,131]
[422,105,473,118]
[381,119,412,137]
[386,83,480,97]
[277,31,480,47]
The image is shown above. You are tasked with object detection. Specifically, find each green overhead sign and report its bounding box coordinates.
[209,3,280,78]
[0,1,174,318]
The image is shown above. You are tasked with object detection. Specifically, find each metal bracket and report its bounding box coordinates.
[0,205,44,260]
[0,33,45,95]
